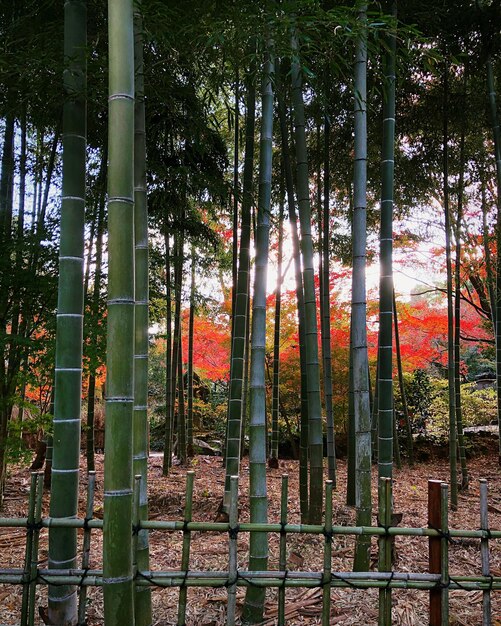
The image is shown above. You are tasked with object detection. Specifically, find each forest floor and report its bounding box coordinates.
[1,440,501,625]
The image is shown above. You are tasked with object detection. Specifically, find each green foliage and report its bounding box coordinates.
[399,369,497,441]
[427,380,496,439]
[403,368,433,432]
[5,403,52,465]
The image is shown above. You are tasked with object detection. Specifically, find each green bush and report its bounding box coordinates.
[6,403,53,465]
[426,379,496,440]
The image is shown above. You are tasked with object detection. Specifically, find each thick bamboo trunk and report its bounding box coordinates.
[103,0,135,621]
[48,1,86,622]
[377,0,396,483]
[352,1,372,570]
[242,43,274,625]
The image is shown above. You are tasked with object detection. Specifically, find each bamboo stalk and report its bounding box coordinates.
[20,473,38,626]
[133,5,152,622]
[103,0,135,621]
[78,471,96,625]
[276,59,309,521]
[378,477,392,625]
[48,0,87,622]
[223,59,256,509]
[133,474,141,572]
[226,476,239,626]
[322,481,333,626]
[352,1,372,569]
[291,28,324,525]
[242,36,274,624]
[480,479,491,625]
[177,472,194,626]
[28,473,44,626]
[278,475,288,626]
[378,0,396,482]
[393,291,413,464]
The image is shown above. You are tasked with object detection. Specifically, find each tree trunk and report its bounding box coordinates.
[163,226,173,475]
[487,55,501,466]
[454,82,468,491]
[173,225,186,464]
[443,60,458,508]
[187,245,196,457]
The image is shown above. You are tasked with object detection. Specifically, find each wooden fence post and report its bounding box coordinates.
[428,479,442,625]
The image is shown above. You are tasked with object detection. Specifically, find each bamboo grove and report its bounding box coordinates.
[0,0,501,624]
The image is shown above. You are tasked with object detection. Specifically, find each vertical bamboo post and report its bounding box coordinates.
[28,473,44,626]
[133,474,142,575]
[78,471,96,625]
[227,476,239,626]
[479,479,491,625]
[278,474,288,626]
[177,471,194,626]
[322,480,333,626]
[21,472,38,626]
[378,477,392,625]
[429,479,442,625]
[440,483,449,625]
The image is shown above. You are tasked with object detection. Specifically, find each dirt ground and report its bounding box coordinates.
[1,445,500,625]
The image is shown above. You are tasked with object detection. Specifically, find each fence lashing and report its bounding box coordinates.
[0,472,499,625]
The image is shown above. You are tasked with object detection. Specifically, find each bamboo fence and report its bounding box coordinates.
[0,472,499,626]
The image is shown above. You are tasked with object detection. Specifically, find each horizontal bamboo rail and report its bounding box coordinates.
[0,472,498,626]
